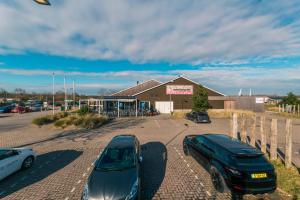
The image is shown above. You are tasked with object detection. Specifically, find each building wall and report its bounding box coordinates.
[136,77,224,110]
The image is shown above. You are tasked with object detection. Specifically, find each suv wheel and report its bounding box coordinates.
[210,166,227,193]
[183,143,189,156]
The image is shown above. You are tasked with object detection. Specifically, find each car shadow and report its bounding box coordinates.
[0,150,82,198]
[140,142,167,200]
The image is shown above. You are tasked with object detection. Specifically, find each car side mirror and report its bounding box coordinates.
[138,156,143,163]
[13,150,19,155]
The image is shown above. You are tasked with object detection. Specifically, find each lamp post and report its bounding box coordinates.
[52,72,55,115]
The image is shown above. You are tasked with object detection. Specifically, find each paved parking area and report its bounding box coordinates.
[0,115,283,199]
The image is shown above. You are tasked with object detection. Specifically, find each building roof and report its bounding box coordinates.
[111,76,225,97]
[133,76,225,96]
[111,79,162,96]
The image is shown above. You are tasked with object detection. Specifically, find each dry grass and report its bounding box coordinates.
[207,109,255,119]
[171,111,190,119]
[171,109,255,119]
[271,159,300,199]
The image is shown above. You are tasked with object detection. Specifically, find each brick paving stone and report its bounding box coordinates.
[0,116,286,200]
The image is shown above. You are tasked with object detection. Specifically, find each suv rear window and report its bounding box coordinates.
[234,155,266,164]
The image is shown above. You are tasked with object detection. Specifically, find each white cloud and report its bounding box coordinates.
[1,66,299,95]
[0,0,300,63]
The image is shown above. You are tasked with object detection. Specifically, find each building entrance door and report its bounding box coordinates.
[155,101,173,114]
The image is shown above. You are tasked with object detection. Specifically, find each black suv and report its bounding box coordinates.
[183,134,276,195]
[82,135,142,200]
[186,112,211,123]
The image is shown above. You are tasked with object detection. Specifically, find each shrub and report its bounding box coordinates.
[77,106,91,116]
[76,114,108,129]
[53,112,68,120]
[54,119,66,128]
[32,115,55,126]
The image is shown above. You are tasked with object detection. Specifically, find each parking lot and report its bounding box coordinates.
[0,113,284,199]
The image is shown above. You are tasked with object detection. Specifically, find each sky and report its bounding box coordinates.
[0,0,300,95]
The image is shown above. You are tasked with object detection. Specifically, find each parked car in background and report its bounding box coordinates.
[183,134,276,195]
[11,106,25,113]
[186,111,211,123]
[30,104,43,112]
[0,147,36,181]
[0,105,13,113]
[82,135,142,200]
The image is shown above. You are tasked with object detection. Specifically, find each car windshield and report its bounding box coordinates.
[96,147,136,171]
[234,155,266,164]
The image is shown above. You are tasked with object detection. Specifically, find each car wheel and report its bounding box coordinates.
[231,192,243,200]
[183,143,189,156]
[22,156,34,169]
[210,166,227,193]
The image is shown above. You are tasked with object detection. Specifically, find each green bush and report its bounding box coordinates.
[77,106,91,116]
[32,115,55,126]
[54,119,66,128]
[53,112,68,120]
[76,114,108,129]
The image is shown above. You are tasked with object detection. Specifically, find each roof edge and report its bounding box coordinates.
[110,79,162,96]
[133,76,226,96]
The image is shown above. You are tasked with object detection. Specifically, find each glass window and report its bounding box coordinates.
[96,147,136,171]
[234,155,266,164]
[0,150,14,160]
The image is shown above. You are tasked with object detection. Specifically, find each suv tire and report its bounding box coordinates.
[183,143,190,156]
[210,166,227,193]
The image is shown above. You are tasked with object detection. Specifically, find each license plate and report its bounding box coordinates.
[251,173,267,179]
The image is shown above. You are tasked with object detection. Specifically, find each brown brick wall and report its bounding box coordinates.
[136,77,224,109]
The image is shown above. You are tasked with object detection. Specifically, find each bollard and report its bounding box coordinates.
[250,115,256,147]
[260,116,266,154]
[285,119,293,168]
[270,119,278,160]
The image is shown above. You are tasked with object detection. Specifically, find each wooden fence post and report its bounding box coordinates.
[285,119,293,168]
[232,113,238,139]
[241,114,247,143]
[260,116,266,154]
[293,105,296,114]
[250,115,256,147]
[270,119,278,160]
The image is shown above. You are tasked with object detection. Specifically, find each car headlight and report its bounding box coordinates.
[126,179,139,200]
[82,184,89,200]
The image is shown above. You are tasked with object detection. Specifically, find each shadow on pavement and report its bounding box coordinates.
[0,150,82,198]
[140,142,167,200]
[16,118,145,148]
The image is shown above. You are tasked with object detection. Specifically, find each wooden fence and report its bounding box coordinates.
[278,104,300,115]
[231,113,293,168]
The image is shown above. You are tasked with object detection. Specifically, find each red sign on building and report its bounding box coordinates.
[166,85,193,95]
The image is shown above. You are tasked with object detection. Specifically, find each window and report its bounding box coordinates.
[234,155,266,164]
[96,147,136,171]
[0,150,15,160]
[139,101,150,110]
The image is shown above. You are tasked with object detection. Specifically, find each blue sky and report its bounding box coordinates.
[1,0,300,95]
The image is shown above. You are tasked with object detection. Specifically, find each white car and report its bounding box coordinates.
[0,147,36,181]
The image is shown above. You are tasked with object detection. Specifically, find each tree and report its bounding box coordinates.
[192,85,210,112]
[281,92,300,105]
